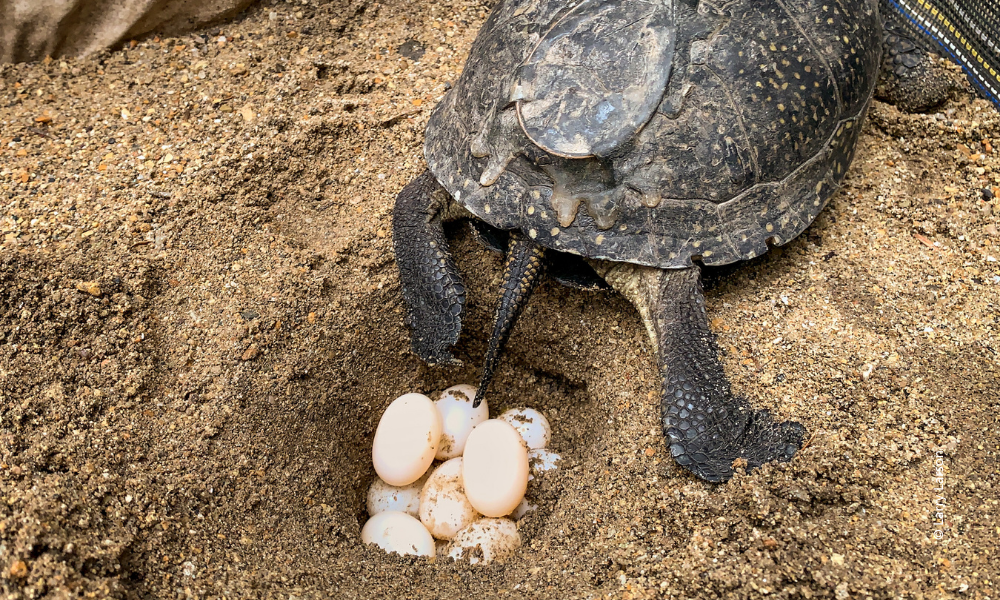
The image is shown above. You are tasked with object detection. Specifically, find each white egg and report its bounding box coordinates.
[510,497,537,520]
[360,511,435,558]
[419,458,481,540]
[372,393,442,486]
[435,384,488,460]
[366,472,429,517]
[499,408,551,449]
[463,419,529,517]
[446,518,521,564]
[510,450,560,520]
[528,448,561,480]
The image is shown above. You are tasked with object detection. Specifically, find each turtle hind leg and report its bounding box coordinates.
[473,233,546,407]
[392,170,467,366]
[596,262,805,483]
[876,14,956,112]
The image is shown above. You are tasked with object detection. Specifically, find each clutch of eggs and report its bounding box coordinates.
[363,385,560,563]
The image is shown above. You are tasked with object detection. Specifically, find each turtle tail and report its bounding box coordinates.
[473,233,546,408]
[596,262,805,483]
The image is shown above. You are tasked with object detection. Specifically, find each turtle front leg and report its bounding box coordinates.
[392,170,467,366]
[596,262,805,483]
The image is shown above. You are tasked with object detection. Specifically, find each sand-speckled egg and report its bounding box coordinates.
[528,448,561,480]
[366,472,429,517]
[512,449,561,520]
[462,419,529,517]
[435,384,488,460]
[499,408,551,449]
[372,393,442,486]
[447,518,521,564]
[419,458,481,539]
[361,511,435,558]
[510,497,537,520]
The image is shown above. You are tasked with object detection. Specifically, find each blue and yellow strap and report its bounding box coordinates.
[882,0,1000,111]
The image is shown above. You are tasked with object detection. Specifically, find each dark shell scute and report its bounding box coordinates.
[515,0,677,159]
[425,0,882,268]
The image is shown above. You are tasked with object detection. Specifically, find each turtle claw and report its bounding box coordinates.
[750,413,806,465]
[667,405,805,483]
[412,342,464,368]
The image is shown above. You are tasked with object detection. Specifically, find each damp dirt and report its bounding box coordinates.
[1,0,998,598]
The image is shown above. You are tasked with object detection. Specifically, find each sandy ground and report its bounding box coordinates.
[1,0,999,598]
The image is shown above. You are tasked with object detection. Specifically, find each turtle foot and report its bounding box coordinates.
[665,397,805,483]
[876,15,955,112]
[392,170,466,366]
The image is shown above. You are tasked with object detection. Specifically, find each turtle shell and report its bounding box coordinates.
[425,0,882,267]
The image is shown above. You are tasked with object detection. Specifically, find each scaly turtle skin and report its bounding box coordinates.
[392,0,996,482]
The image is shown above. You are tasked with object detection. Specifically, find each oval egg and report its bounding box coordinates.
[499,407,551,450]
[462,419,529,517]
[366,472,429,517]
[528,448,561,480]
[511,497,537,521]
[435,384,488,459]
[447,518,521,564]
[419,457,480,539]
[360,511,435,558]
[372,393,442,486]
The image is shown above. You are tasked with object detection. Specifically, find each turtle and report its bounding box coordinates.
[392,0,1000,483]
